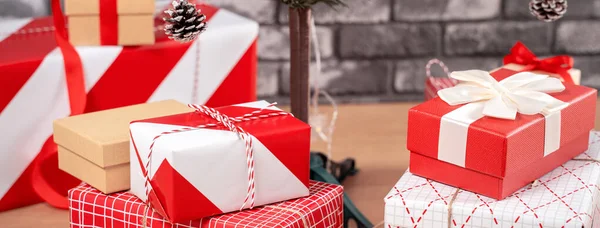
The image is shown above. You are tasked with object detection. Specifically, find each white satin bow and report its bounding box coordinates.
[437,70,568,120]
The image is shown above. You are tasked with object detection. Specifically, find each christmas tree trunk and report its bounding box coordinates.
[289,8,311,123]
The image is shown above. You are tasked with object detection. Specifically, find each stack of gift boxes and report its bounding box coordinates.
[55,100,344,227]
[42,1,344,225]
[2,0,345,226]
[385,42,599,227]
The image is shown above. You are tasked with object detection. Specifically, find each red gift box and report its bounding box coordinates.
[407,67,597,200]
[69,181,343,228]
[0,4,257,211]
[129,101,311,222]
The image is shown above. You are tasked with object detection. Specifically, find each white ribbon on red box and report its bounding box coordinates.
[436,70,568,167]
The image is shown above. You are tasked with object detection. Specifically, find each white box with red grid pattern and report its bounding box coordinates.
[385,131,600,228]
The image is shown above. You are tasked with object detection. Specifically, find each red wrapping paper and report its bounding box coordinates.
[407,68,597,200]
[68,181,343,228]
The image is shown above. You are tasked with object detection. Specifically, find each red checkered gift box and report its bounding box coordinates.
[386,131,600,228]
[69,181,343,228]
[424,59,457,101]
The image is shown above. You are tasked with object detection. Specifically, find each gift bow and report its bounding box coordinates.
[504,41,575,84]
[437,70,568,120]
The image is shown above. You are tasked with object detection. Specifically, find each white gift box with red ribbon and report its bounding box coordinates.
[129,101,311,223]
[386,131,600,228]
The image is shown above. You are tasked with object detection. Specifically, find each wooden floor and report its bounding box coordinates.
[1,101,598,227]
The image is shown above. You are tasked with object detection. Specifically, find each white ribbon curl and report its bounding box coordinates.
[437,70,568,120]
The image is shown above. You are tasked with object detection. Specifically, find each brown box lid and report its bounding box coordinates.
[58,146,130,194]
[65,0,155,16]
[54,100,193,168]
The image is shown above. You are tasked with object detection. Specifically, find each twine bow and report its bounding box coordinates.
[437,70,568,120]
[504,41,575,84]
[142,103,290,219]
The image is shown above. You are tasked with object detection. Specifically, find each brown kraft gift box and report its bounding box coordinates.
[65,0,155,46]
[53,100,192,194]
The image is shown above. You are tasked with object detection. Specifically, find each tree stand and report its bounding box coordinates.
[310,152,373,228]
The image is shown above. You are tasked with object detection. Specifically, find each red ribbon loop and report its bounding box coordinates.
[503,41,575,84]
[31,0,88,210]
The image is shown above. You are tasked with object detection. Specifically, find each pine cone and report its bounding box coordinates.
[529,0,567,22]
[164,0,207,43]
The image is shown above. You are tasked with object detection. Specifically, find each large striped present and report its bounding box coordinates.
[0,3,257,211]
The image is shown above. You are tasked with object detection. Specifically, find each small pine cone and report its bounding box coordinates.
[164,0,207,43]
[529,0,567,22]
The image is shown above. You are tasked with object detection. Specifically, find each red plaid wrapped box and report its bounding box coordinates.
[69,181,343,228]
[386,131,600,228]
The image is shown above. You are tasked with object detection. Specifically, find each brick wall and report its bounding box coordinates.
[4,0,600,103]
[212,0,600,103]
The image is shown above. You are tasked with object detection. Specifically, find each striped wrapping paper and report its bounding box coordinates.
[424,77,457,101]
[424,59,456,101]
[385,131,600,228]
[69,181,343,228]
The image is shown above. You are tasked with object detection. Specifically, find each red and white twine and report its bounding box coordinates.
[143,103,289,211]
[425,58,450,79]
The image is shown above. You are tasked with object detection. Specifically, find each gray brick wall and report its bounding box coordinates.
[211,0,600,103]
[4,0,600,103]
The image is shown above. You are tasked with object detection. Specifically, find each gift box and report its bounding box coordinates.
[424,59,457,101]
[65,0,155,46]
[502,41,581,85]
[69,181,343,228]
[0,4,257,212]
[54,100,193,194]
[408,67,597,200]
[129,100,311,222]
[386,132,600,228]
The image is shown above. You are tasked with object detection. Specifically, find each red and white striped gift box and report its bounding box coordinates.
[129,101,312,222]
[424,59,457,101]
[69,181,343,228]
[0,4,257,211]
[386,131,600,228]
